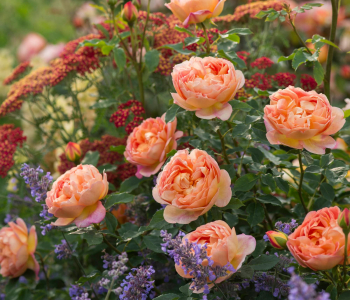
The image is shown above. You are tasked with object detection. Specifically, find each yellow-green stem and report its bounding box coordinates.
[298,152,308,214]
[200,23,211,54]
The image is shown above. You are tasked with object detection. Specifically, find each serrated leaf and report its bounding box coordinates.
[184,37,205,46]
[223,213,238,227]
[114,48,126,73]
[292,49,308,70]
[145,50,160,73]
[226,28,253,35]
[239,265,254,279]
[320,182,335,200]
[233,174,258,193]
[246,202,265,227]
[248,254,280,270]
[230,100,253,112]
[220,33,240,43]
[81,151,100,166]
[275,177,289,193]
[143,235,163,253]
[120,176,144,193]
[165,104,184,123]
[278,52,295,62]
[105,212,118,234]
[83,231,103,245]
[77,272,100,284]
[257,195,282,206]
[105,193,134,209]
[261,174,276,191]
[147,209,167,230]
[313,60,324,85]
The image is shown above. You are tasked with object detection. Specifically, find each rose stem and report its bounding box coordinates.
[36,252,50,290]
[297,151,308,214]
[200,23,211,55]
[217,129,230,164]
[341,230,349,289]
[324,0,341,103]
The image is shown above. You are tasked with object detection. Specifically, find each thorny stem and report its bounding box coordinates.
[297,152,308,214]
[217,129,230,164]
[324,0,341,102]
[288,13,312,55]
[36,252,50,290]
[200,23,211,54]
[61,232,100,300]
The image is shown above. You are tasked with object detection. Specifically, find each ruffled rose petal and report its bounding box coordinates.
[183,10,213,26]
[302,135,336,154]
[215,170,232,207]
[74,201,106,228]
[52,217,75,226]
[164,205,201,224]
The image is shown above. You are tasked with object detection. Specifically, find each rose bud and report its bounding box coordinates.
[65,142,82,162]
[122,2,138,25]
[338,208,350,233]
[266,231,288,250]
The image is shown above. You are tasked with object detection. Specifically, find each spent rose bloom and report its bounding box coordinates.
[171,57,245,121]
[165,0,226,26]
[0,218,39,279]
[124,114,183,179]
[153,149,232,224]
[17,33,47,62]
[46,164,108,228]
[264,86,345,154]
[287,207,348,271]
[176,221,256,289]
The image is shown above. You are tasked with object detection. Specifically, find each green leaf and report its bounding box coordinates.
[292,49,308,70]
[218,50,246,69]
[230,100,253,112]
[278,52,295,62]
[252,240,266,257]
[161,42,195,55]
[143,235,163,253]
[246,202,265,227]
[77,272,101,284]
[101,45,113,55]
[239,265,254,279]
[91,99,117,109]
[226,28,253,35]
[153,294,180,300]
[339,291,350,300]
[257,195,282,206]
[105,193,134,209]
[114,48,126,73]
[261,174,276,191]
[83,231,103,245]
[105,212,118,234]
[147,209,167,230]
[313,197,332,210]
[306,35,339,49]
[258,146,281,165]
[97,163,117,173]
[320,182,335,201]
[179,283,193,296]
[81,151,100,166]
[120,176,144,193]
[305,165,322,173]
[220,33,240,43]
[144,50,160,73]
[275,177,289,193]
[110,145,126,154]
[320,153,334,168]
[313,60,324,85]
[224,198,244,210]
[184,37,205,47]
[165,104,184,123]
[248,254,280,270]
[174,25,195,37]
[223,213,238,227]
[233,174,259,193]
[266,11,279,22]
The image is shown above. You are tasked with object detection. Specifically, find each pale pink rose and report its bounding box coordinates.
[124,114,183,179]
[287,207,349,271]
[165,0,226,26]
[46,164,108,228]
[171,57,245,121]
[153,149,232,224]
[37,43,65,63]
[0,218,39,279]
[17,33,47,62]
[264,86,345,154]
[176,221,256,292]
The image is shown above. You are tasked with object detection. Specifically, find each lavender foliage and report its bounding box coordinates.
[160,230,235,294]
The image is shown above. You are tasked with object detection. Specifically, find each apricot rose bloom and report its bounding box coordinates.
[124,115,183,179]
[46,164,108,228]
[264,86,345,154]
[287,207,348,271]
[176,221,256,291]
[171,57,245,121]
[165,0,226,26]
[0,218,39,279]
[153,149,232,224]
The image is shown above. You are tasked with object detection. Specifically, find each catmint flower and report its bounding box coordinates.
[20,163,53,203]
[54,240,73,259]
[119,266,155,300]
[69,285,91,300]
[275,219,298,235]
[4,214,12,223]
[41,224,54,236]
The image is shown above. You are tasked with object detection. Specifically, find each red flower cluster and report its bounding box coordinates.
[251,57,274,69]
[0,125,26,178]
[110,100,145,134]
[300,74,317,91]
[272,72,296,88]
[237,51,250,63]
[58,135,136,185]
[213,0,284,23]
[0,33,103,117]
[3,62,32,86]
[246,73,273,90]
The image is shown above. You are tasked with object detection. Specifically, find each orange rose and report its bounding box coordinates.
[153,149,232,224]
[287,207,348,271]
[46,164,108,228]
[171,57,245,121]
[124,114,183,179]
[0,218,39,279]
[176,221,256,292]
[165,0,226,26]
[264,86,345,154]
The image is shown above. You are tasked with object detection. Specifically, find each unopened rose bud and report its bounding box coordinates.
[122,1,138,25]
[65,142,82,162]
[338,208,350,233]
[266,231,288,250]
[133,0,141,9]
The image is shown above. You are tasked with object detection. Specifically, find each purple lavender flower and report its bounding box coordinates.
[20,163,53,203]
[248,272,289,299]
[40,204,53,220]
[160,230,235,294]
[54,240,73,259]
[69,285,91,300]
[275,219,298,235]
[41,224,54,236]
[119,266,155,300]
[4,214,12,223]
[288,268,330,300]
